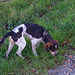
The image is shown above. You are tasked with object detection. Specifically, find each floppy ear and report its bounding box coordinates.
[44,42,51,47]
[55,40,59,45]
[44,42,51,52]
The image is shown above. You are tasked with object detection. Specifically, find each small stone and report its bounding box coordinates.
[72,65,75,68]
[69,55,72,58]
[65,60,70,64]
[58,71,62,72]
[69,69,72,72]
[63,65,67,67]
[66,73,69,75]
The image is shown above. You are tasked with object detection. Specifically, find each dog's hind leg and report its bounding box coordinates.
[15,37,26,59]
[6,36,14,58]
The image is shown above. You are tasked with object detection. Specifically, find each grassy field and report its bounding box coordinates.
[0,0,75,75]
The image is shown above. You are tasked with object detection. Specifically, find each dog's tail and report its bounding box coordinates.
[0,31,13,46]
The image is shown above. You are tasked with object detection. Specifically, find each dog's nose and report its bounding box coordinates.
[55,52,57,56]
[55,53,57,56]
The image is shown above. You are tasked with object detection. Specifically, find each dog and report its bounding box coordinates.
[0,23,59,59]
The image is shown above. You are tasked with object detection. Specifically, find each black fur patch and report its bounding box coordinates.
[11,27,23,42]
[0,31,13,46]
[25,23,45,38]
[43,33,53,44]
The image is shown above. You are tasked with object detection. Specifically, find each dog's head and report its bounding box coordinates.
[44,40,59,56]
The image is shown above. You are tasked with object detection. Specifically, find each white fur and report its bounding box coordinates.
[55,45,57,49]
[15,36,26,59]
[12,24,26,33]
[6,24,43,59]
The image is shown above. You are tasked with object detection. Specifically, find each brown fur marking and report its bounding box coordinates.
[44,42,51,47]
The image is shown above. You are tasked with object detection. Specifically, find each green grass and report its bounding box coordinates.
[0,0,75,75]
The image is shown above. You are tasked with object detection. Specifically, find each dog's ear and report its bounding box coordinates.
[44,42,51,52]
[55,40,59,45]
[44,42,51,47]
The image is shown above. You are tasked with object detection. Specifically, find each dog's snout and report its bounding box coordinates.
[55,53,57,56]
[55,51,57,56]
[50,51,57,56]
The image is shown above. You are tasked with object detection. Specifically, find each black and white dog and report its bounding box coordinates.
[0,23,59,59]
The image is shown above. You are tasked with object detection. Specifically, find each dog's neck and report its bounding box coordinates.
[42,31,53,44]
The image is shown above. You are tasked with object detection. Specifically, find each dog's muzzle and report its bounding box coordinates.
[50,50,57,56]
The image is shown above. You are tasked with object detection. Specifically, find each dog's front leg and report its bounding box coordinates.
[31,40,38,56]
[32,45,38,56]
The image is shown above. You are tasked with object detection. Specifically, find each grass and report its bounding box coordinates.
[0,0,75,75]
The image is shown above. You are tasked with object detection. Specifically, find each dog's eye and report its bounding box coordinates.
[50,46,52,49]
[54,45,58,49]
[50,46,54,51]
